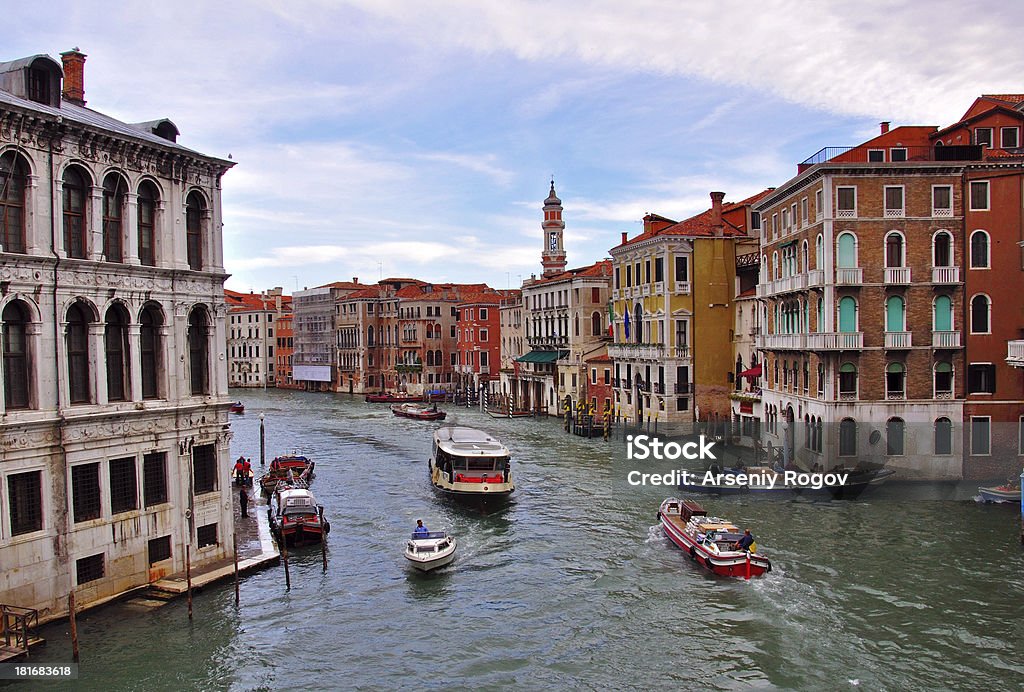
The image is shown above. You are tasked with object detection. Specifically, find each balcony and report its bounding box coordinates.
[932,206,953,218]
[931,266,960,284]
[674,346,690,359]
[807,332,863,350]
[884,331,912,349]
[806,269,824,287]
[1007,340,1024,366]
[836,267,863,285]
[674,281,691,295]
[757,333,807,350]
[884,267,911,285]
[653,281,664,295]
[607,343,665,361]
[612,289,620,300]
[798,144,983,173]
[675,382,695,394]
[641,285,651,297]
[756,282,769,298]
[932,331,961,349]
[396,363,423,373]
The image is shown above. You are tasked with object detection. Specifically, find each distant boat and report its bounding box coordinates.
[404,530,457,571]
[977,482,1021,504]
[365,393,422,404]
[229,401,245,414]
[391,403,447,421]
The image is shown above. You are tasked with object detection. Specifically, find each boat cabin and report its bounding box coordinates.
[276,488,320,517]
[433,427,510,481]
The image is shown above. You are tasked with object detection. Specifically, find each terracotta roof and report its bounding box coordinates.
[527,259,612,286]
[981,94,1024,107]
[344,287,385,299]
[224,289,292,311]
[585,355,613,363]
[737,286,757,298]
[457,291,503,306]
[316,281,364,290]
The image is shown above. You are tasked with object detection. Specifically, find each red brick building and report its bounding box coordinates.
[456,292,502,396]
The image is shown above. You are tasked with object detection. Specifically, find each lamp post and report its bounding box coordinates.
[259,413,265,466]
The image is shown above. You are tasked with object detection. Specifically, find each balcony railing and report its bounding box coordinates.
[612,289,620,300]
[932,266,960,284]
[641,285,651,297]
[884,331,912,349]
[675,382,694,394]
[932,331,961,348]
[674,346,690,359]
[807,332,863,350]
[653,281,664,295]
[836,267,863,285]
[757,333,807,350]
[607,343,664,361]
[798,144,983,172]
[932,206,953,218]
[806,269,824,287]
[674,281,691,295]
[1009,340,1024,367]
[884,267,911,284]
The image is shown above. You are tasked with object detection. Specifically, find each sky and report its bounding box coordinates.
[8,1,1024,293]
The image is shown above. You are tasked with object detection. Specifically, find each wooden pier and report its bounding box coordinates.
[0,604,44,662]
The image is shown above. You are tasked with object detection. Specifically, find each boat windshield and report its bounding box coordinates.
[449,455,509,473]
[410,531,447,540]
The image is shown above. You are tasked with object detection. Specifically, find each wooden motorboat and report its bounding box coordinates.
[391,403,447,421]
[229,401,245,414]
[658,497,771,578]
[365,393,423,403]
[259,454,315,493]
[269,479,329,547]
[977,482,1021,504]
[404,530,457,571]
[428,427,514,506]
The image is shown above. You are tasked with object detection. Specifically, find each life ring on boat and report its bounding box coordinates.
[689,546,696,561]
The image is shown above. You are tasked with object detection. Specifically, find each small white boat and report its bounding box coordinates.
[404,530,457,571]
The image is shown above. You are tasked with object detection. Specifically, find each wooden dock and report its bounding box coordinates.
[0,604,43,661]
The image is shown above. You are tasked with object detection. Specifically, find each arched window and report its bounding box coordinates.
[886,362,905,399]
[970,230,989,269]
[839,418,857,456]
[138,181,158,266]
[425,324,433,339]
[970,294,990,334]
[0,152,28,253]
[2,300,31,409]
[63,166,88,259]
[886,417,905,456]
[815,234,823,269]
[772,251,779,279]
[140,303,162,399]
[885,295,905,332]
[434,350,441,365]
[801,240,808,273]
[426,351,434,366]
[933,231,952,268]
[105,304,130,401]
[839,362,857,398]
[187,307,210,395]
[634,304,643,344]
[934,295,953,332]
[67,302,92,404]
[367,326,375,347]
[838,296,857,332]
[591,311,602,337]
[885,232,904,267]
[934,417,952,455]
[102,173,126,263]
[837,232,856,268]
[186,191,205,270]
[574,314,580,337]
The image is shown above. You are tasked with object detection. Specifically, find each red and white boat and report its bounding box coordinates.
[391,403,447,421]
[658,497,771,578]
[269,479,330,547]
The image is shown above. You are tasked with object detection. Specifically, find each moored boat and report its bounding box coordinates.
[404,530,457,571]
[658,497,771,578]
[259,454,315,493]
[428,427,514,506]
[366,392,423,403]
[229,401,245,414]
[391,403,447,421]
[977,482,1021,504]
[269,479,329,547]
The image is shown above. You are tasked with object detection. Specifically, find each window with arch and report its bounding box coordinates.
[839,418,857,456]
[63,166,89,259]
[933,231,952,267]
[140,303,162,399]
[772,251,779,280]
[801,240,808,273]
[817,362,825,397]
[591,311,602,337]
[138,181,158,266]
[885,295,905,332]
[0,151,28,253]
[838,296,857,332]
[186,192,205,270]
[367,326,375,347]
[884,232,904,267]
[886,417,905,456]
[815,234,823,269]
[102,173,126,263]
[934,361,953,398]
[105,304,131,402]
[425,351,434,367]
[886,362,905,399]
[970,230,989,269]
[188,307,210,395]
[933,295,953,332]
[934,417,953,455]
[970,294,990,334]
[433,350,441,365]
[837,232,856,268]
[633,304,643,344]
[839,362,857,398]
[2,300,31,409]
[67,302,92,404]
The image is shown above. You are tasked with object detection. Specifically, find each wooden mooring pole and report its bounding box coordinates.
[233,533,240,606]
[186,545,193,620]
[68,592,79,662]
[282,540,291,590]
[319,507,328,573]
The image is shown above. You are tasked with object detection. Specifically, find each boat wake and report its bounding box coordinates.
[644,524,668,544]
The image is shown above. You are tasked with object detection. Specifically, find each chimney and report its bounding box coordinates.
[880,121,890,135]
[60,48,87,106]
[352,277,358,284]
[710,191,725,236]
[621,231,628,245]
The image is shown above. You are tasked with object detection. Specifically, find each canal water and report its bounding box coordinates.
[18,389,1024,690]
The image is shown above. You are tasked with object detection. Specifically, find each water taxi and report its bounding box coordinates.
[428,427,514,505]
[977,481,1021,504]
[658,497,771,578]
[404,530,457,571]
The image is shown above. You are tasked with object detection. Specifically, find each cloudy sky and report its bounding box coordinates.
[10,1,1024,292]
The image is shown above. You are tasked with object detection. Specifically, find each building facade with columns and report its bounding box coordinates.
[0,50,235,620]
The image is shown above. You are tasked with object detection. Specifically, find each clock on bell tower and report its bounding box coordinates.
[541,179,567,278]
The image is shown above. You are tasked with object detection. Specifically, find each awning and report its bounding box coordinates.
[516,350,568,363]
[740,364,763,378]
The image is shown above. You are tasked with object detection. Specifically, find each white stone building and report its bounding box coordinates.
[0,50,234,621]
[226,288,289,388]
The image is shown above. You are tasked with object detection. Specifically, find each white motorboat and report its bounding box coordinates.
[428,427,514,506]
[404,530,457,571]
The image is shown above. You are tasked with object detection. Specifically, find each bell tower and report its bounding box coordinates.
[541,180,567,277]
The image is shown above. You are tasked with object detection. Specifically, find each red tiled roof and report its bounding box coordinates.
[981,94,1024,107]
[224,289,292,311]
[527,259,612,286]
[344,287,385,299]
[585,355,613,363]
[457,291,503,306]
[737,286,757,298]
[316,281,364,290]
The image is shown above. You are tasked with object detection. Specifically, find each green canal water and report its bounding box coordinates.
[15,389,1024,690]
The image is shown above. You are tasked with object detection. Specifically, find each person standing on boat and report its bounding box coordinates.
[240,486,249,518]
[732,529,754,552]
[413,519,429,536]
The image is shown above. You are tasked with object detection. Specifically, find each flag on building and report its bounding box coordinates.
[623,307,630,340]
[607,301,615,337]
